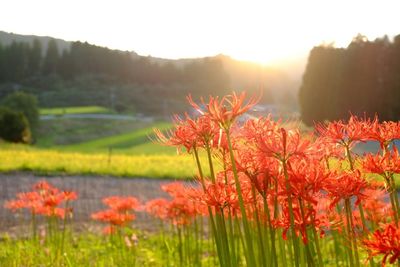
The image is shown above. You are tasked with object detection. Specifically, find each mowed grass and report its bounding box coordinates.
[60,122,174,154]
[0,144,203,179]
[40,106,113,116]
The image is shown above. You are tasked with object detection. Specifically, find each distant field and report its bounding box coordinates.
[40,106,113,115]
[0,144,204,179]
[35,116,176,155]
[60,122,174,154]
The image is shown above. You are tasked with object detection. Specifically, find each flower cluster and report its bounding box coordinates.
[5,180,77,219]
[153,92,400,266]
[363,223,400,266]
[92,196,141,234]
[145,182,205,226]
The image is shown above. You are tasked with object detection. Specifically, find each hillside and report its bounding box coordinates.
[0,30,71,54]
[0,30,303,115]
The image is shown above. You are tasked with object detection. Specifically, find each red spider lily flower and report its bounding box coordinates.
[363,223,400,266]
[5,181,77,219]
[153,182,204,225]
[161,182,186,198]
[257,127,312,162]
[145,198,170,220]
[154,114,221,153]
[242,117,313,161]
[166,197,198,226]
[363,148,400,176]
[187,92,258,130]
[368,118,400,149]
[274,199,322,244]
[185,114,220,145]
[325,170,369,209]
[361,188,392,225]
[284,159,333,205]
[102,196,141,212]
[233,144,279,197]
[33,180,52,192]
[200,180,239,212]
[92,195,141,234]
[4,199,26,211]
[62,191,78,201]
[92,209,136,226]
[5,192,41,212]
[154,120,197,153]
[315,115,371,145]
[313,136,346,161]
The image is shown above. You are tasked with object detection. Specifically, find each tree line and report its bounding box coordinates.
[0,39,230,114]
[299,34,400,125]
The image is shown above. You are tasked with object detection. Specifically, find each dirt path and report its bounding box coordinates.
[0,173,182,230]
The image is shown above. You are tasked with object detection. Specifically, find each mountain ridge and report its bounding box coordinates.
[0,30,304,103]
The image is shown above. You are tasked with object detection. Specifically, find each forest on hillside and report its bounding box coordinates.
[299,34,400,125]
[0,39,232,114]
[0,34,295,116]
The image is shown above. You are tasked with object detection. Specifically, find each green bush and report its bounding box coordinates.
[0,107,31,143]
[1,91,39,138]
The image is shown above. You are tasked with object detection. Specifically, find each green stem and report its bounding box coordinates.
[345,199,359,267]
[298,199,315,267]
[226,131,256,267]
[193,147,206,190]
[252,186,267,267]
[205,143,216,183]
[282,160,300,267]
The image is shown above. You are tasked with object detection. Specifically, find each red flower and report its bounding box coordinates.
[154,119,197,153]
[4,180,77,219]
[363,223,400,266]
[102,196,141,212]
[325,170,369,209]
[285,159,333,205]
[92,209,135,226]
[274,199,321,244]
[368,118,400,149]
[361,188,391,224]
[201,180,239,212]
[145,198,170,220]
[187,92,258,130]
[363,148,400,176]
[92,195,141,234]
[63,191,78,201]
[316,115,370,145]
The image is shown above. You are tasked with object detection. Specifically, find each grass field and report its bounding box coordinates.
[0,144,205,179]
[0,228,215,266]
[40,106,113,116]
[36,118,175,155]
[60,122,174,154]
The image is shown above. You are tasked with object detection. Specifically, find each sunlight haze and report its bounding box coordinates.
[1,0,399,64]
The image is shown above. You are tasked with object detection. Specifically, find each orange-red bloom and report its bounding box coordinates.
[4,180,77,219]
[363,148,400,175]
[316,116,370,145]
[368,118,400,149]
[363,223,400,266]
[92,196,141,234]
[187,92,258,130]
[325,170,369,209]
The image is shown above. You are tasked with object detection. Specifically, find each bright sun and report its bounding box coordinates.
[0,0,399,65]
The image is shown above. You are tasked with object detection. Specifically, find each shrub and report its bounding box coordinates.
[0,107,31,143]
[1,91,39,138]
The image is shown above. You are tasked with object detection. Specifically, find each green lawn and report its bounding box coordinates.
[60,122,174,154]
[40,106,113,116]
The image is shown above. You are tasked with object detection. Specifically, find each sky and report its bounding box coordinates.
[1,0,399,65]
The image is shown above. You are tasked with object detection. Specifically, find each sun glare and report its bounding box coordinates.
[0,0,399,65]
